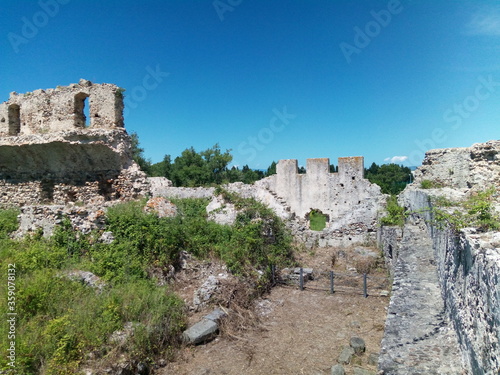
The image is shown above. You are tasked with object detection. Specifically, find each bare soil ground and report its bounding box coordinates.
[160,245,390,375]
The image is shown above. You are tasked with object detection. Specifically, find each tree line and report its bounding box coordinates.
[131,133,411,194]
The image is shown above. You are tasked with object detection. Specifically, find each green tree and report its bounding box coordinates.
[149,155,172,178]
[266,161,277,176]
[364,163,411,195]
[129,132,152,174]
[164,144,233,187]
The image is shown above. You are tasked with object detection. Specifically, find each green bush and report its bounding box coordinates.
[0,208,19,238]
[380,195,406,226]
[420,179,443,189]
[0,195,294,374]
[0,267,184,374]
[431,187,499,232]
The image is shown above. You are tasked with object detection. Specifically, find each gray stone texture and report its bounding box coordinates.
[413,140,500,190]
[338,346,355,365]
[353,367,376,375]
[379,140,500,375]
[330,364,345,375]
[379,223,465,374]
[182,319,219,345]
[350,336,366,354]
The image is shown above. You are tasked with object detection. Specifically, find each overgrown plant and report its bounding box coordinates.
[420,179,444,189]
[0,194,295,374]
[380,195,406,227]
[0,208,19,239]
[431,187,499,232]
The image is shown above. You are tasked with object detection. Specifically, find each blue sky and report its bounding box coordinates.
[1,0,499,169]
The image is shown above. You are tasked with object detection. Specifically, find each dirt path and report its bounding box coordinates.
[162,285,388,375]
[161,245,390,375]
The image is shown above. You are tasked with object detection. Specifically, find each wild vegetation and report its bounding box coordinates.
[0,195,294,374]
[420,179,444,189]
[308,209,328,231]
[379,195,407,227]
[431,187,500,232]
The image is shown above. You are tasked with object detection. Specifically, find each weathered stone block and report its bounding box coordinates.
[353,367,376,375]
[182,319,219,345]
[350,336,366,354]
[338,346,355,365]
[331,364,345,375]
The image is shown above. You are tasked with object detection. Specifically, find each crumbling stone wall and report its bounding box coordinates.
[257,157,385,235]
[414,140,500,190]
[0,79,123,136]
[151,157,386,247]
[379,140,500,374]
[0,81,147,207]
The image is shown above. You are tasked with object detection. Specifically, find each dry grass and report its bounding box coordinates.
[162,245,390,375]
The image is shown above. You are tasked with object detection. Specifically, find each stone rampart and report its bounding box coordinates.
[259,157,385,234]
[397,188,500,374]
[379,140,500,374]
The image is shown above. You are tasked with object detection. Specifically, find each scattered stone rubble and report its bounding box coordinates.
[333,336,376,375]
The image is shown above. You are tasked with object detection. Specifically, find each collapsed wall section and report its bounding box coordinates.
[0,79,124,136]
[258,157,385,243]
[0,81,147,206]
[414,140,500,189]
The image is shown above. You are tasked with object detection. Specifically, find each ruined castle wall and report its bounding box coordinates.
[414,140,500,190]
[398,188,500,374]
[0,81,146,207]
[265,157,385,228]
[0,79,123,137]
[0,165,149,207]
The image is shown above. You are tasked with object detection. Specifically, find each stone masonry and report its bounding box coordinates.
[0,78,124,135]
[379,221,465,374]
[0,80,148,207]
[151,157,387,247]
[379,140,500,374]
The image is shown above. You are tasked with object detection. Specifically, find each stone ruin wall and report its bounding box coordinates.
[0,80,148,208]
[257,157,386,240]
[150,157,388,247]
[0,79,124,136]
[379,141,500,374]
[414,140,500,191]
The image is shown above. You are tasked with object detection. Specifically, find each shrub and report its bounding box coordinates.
[0,195,295,374]
[380,195,406,226]
[0,208,19,238]
[431,187,499,232]
[420,179,443,189]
